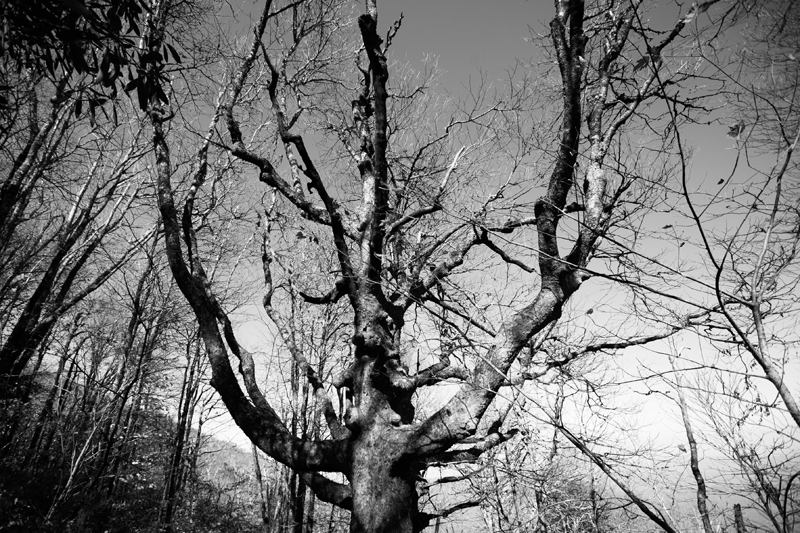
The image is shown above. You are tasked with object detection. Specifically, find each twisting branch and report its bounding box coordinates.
[148,0,346,475]
[383,13,403,53]
[222,7,339,231]
[299,278,349,305]
[410,0,589,459]
[259,35,359,302]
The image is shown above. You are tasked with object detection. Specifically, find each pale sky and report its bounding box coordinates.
[380,0,549,88]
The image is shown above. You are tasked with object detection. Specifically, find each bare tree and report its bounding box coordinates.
[0,69,156,386]
[136,0,758,530]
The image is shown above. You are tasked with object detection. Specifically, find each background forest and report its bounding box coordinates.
[1,0,799,531]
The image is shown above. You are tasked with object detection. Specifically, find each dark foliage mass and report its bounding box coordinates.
[0,0,178,114]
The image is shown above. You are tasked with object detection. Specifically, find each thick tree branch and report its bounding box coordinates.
[301,472,353,509]
[415,500,482,532]
[299,278,349,305]
[147,2,346,475]
[404,231,481,308]
[425,428,519,466]
[409,0,587,457]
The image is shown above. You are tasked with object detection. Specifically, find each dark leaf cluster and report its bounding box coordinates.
[0,0,180,113]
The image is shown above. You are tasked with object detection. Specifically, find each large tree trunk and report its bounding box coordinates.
[349,426,419,533]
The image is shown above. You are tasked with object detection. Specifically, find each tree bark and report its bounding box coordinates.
[349,424,419,533]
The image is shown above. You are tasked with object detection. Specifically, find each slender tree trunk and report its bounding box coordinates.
[0,215,88,377]
[589,473,602,533]
[107,376,146,498]
[158,339,202,533]
[96,247,162,489]
[24,328,52,395]
[38,356,79,461]
[24,336,71,465]
[734,503,747,533]
[671,356,713,533]
[0,332,53,448]
[304,483,316,533]
[293,477,307,533]
[158,395,188,531]
[252,445,272,533]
